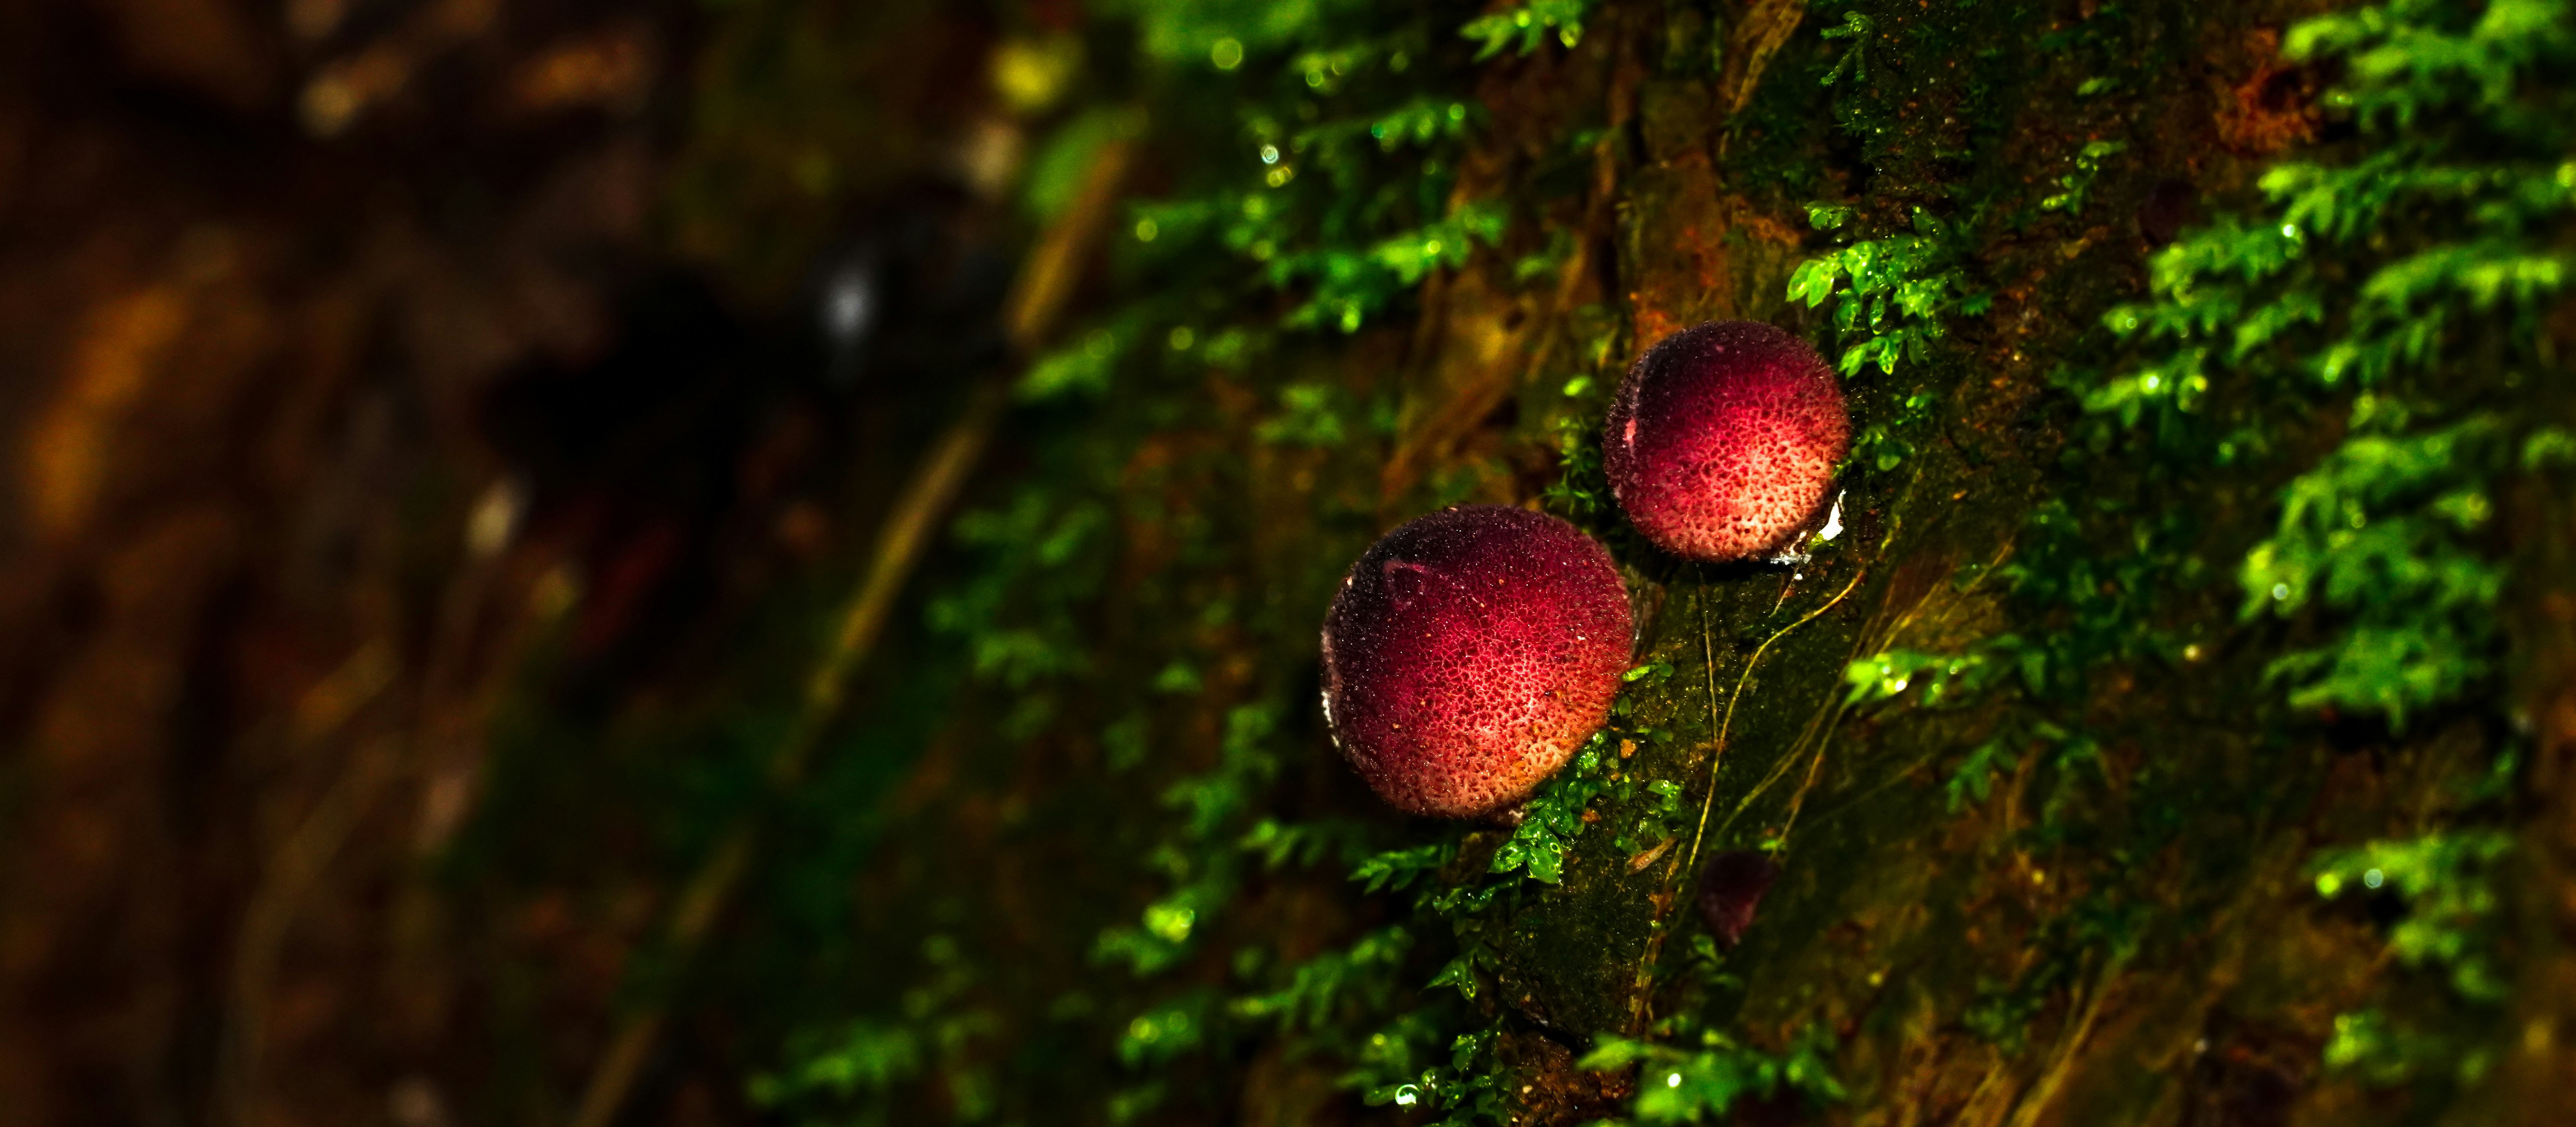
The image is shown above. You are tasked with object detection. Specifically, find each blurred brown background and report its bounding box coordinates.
[0,1,1006,1122]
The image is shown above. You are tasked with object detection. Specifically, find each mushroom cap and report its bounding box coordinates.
[1320,505,1632,819]
[1605,321,1850,562]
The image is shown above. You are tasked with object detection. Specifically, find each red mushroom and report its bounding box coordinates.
[1605,321,1850,562]
[1320,506,1632,819]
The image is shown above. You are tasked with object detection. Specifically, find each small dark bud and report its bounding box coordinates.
[1695,851,1781,948]
[1735,1089,1805,1127]
[2140,178,2195,248]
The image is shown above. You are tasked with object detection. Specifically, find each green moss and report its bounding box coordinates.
[1579,1020,1847,1121]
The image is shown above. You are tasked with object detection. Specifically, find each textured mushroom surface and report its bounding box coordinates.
[1605,321,1850,562]
[1320,506,1632,819]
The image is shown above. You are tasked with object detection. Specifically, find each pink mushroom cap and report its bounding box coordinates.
[1320,505,1632,819]
[1605,321,1850,562]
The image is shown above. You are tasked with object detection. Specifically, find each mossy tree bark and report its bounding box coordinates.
[739,2,2576,1126]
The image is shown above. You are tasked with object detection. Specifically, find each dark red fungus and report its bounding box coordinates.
[1320,505,1632,819]
[1605,321,1850,562]
[2140,178,2196,248]
[1695,850,1781,948]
